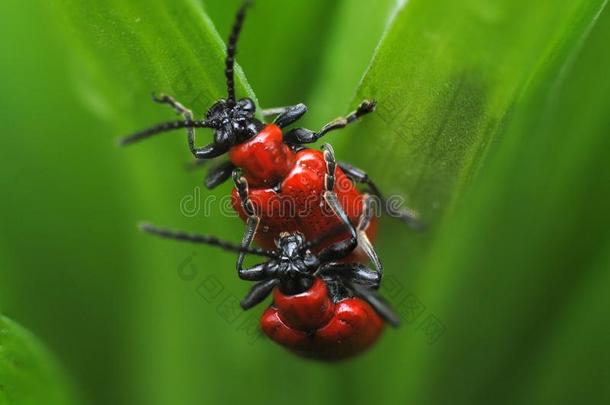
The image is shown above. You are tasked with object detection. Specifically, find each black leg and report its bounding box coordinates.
[315,193,382,273]
[119,93,226,158]
[356,193,383,276]
[261,107,287,117]
[338,161,422,230]
[154,89,231,158]
[192,143,229,159]
[283,100,376,144]
[323,144,383,272]
[261,106,293,117]
[152,94,227,159]
[232,170,261,273]
[262,103,308,128]
[205,161,236,189]
[138,222,275,257]
[318,263,380,289]
[318,234,358,263]
[152,93,191,116]
[321,144,357,241]
[350,283,400,327]
[238,263,268,281]
[357,193,376,232]
[151,94,197,153]
[240,279,279,310]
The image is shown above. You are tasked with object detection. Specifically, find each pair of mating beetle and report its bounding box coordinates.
[121,2,418,361]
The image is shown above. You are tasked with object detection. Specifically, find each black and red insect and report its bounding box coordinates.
[140,192,398,361]
[119,1,420,263]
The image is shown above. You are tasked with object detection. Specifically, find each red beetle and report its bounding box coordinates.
[139,199,399,361]
[261,279,385,361]
[120,2,419,261]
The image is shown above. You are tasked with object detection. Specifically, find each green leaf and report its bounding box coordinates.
[349,0,608,225]
[1,0,609,404]
[203,0,343,109]
[51,0,257,127]
[349,1,610,404]
[303,0,398,126]
[409,6,610,402]
[0,316,78,405]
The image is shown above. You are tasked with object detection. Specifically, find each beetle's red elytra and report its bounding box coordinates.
[262,277,384,361]
[230,123,378,261]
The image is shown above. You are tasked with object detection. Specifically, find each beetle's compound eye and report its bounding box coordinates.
[237,98,256,113]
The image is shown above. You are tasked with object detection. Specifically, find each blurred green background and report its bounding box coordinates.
[1,0,609,404]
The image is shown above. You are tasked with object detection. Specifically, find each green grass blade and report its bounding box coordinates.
[205,0,398,127]
[349,0,607,225]
[204,0,341,109]
[0,316,79,405]
[2,0,608,404]
[303,0,398,126]
[365,2,610,404]
[52,0,257,128]
[340,0,609,404]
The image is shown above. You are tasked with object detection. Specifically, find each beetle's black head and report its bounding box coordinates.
[205,0,263,150]
[205,97,263,149]
[276,232,306,260]
[274,232,320,295]
[118,2,264,154]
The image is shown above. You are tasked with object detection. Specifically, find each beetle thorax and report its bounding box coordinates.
[273,232,320,295]
[228,124,296,187]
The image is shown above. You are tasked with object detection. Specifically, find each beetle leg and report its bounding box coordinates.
[240,279,279,310]
[322,144,383,272]
[153,93,210,159]
[186,158,235,190]
[237,262,268,281]
[152,93,191,116]
[316,194,382,268]
[350,283,401,327]
[338,161,422,230]
[283,100,376,144]
[317,235,358,263]
[321,144,357,241]
[119,93,225,158]
[357,194,383,277]
[205,160,236,189]
[233,170,261,274]
[261,106,292,117]
[318,263,379,289]
[262,103,308,128]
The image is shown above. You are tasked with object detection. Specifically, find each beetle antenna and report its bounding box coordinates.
[139,222,277,258]
[118,120,212,146]
[225,0,252,106]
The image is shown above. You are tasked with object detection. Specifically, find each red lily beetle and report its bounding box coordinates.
[139,196,399,361]
[120,1,419,262]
